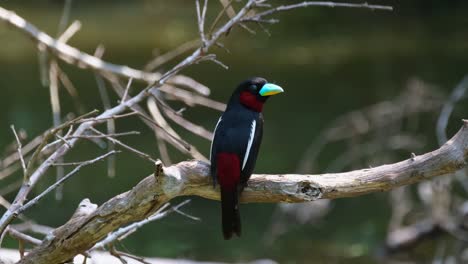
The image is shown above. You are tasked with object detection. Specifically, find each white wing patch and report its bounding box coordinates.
[209,117,222,161]
[242,119,256,170]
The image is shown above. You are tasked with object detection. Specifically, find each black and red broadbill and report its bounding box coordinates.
[210,77,284,239]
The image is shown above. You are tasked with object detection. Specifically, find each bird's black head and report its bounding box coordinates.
[229,77,284,112]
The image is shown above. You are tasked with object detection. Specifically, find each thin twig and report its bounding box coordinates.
[17,151,119,215]
[89,128,157,164]
[10,125,27,176]
[57,0,73,35]
[144,40,199,72]
[57,20,81,43]
[111,250,151,264]
[121,77,133,103]
[242,1,393,23]
[37,43,49,87]
[130,108,193,152]
[148,95,173,164]
[208,0,234,36]
[93,201,191,250]
[49,60,65,200]
[109,245,128,264]
[56,65,84,113]
[67,131,140,139]
[102,75,196,158]
[0,163,21,181]
[1,132,43,169]
[436,75,468,146]
[7,227,42,245]
[158,85,226,111]
[0,179,22,196]
[196,0,209,48]
[11,221,54,235]
[199,54,229,69]
[94,47,116,178]
[162,104,213,140]
[167,75,211,96]
[78,112,138,123]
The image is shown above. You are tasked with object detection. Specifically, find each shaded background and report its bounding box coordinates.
[1,0,468,263]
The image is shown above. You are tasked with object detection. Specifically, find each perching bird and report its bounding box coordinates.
[210,77,284,239]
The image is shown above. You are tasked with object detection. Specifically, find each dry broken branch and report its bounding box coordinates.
[17,121,468,264]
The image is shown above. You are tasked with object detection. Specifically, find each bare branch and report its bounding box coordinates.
[242,1,393,23]
[1,248,258,264]
[48,60,65,200]
[208,0,234,35]
[102,75,197,160]
[17,122,468,264]
[161,104,213,140]
[0,179,22,196]
[144,40,199,72]
[56,0,73,35]
[0,7,160,83]
[0,163,21,181]
[16,151,119,216]
[78,111,138,123]
[196,0,209,48]
[148,100,173,164]
[436,75,468,146]
[94,47,116,178]
[167,75,211,96]
[200,54,229,70]
[6,227,42,246]
[67,131,140,140]
[121,77,133,103]
[158,85,226,111]
[93,200,191,250]
[11,222,54,236]
[9,125,27,176]
[56,65,85,113]
[1,132,43,169]
[89,128,157,164]
[57,20,81,43]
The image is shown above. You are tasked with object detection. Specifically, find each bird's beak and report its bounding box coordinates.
[259,83,284,96]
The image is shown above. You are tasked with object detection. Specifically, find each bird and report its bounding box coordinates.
[210,77,284,239]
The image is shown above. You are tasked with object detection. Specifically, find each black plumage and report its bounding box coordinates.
[210,77,283,239]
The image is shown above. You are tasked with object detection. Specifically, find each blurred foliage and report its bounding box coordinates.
[0,0,467,263]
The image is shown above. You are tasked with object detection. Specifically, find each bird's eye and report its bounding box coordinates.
[249,84,257,92]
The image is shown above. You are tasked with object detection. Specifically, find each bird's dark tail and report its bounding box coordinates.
[221,187,241,240]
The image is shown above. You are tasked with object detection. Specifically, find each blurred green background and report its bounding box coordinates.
[1,0,468,263]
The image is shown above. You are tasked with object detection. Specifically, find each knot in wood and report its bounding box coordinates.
[299,181,322,200]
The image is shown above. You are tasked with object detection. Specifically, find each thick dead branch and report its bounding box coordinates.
[17,122,468,264]
[1,248,269,264]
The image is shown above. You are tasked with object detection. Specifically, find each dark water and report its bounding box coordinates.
[1,1,468,263]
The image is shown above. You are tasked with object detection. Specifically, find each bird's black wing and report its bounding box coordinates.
[210,116,223,186]
[240,114,263,186]
[210,110,259,186]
